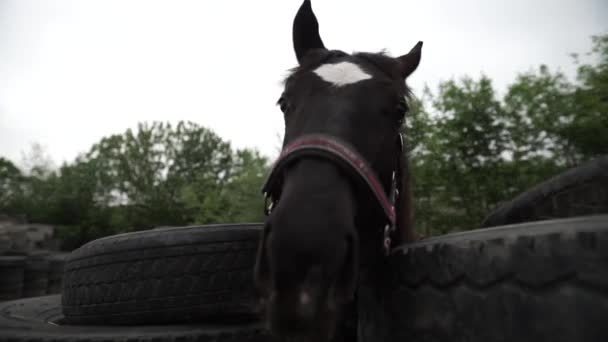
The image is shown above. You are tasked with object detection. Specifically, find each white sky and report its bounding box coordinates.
[1,0,606,167]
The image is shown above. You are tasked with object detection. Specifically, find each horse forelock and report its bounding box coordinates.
[280,50,414,101]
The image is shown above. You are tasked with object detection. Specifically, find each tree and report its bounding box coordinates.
[80,120,269,232]
[405,76,512,233]
[19,143,55,179]
[82,121,228,229]
[221,148,269,223]
[406,34,607,235]
[0,157,25,215]
[566,34,608,158]
[3,35,605,246]
[2,120,269,249]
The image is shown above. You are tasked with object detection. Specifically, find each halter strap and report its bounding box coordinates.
[261,134,401,252]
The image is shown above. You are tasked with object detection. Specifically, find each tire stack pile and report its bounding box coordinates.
[0,224,270,341]
[0,256,25,302]
[0,221,69,302]
[1,156,607,342]
[0,253,69,301]
[358,155,608,342]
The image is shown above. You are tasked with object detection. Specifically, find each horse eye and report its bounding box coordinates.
[396,100,408,122]
[398,99,409,114]
[277,97,289,114]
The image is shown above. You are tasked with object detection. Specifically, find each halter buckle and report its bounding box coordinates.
[263,193,274,216]
[383,224,392,256]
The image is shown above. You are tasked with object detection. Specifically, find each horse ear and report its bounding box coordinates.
[397,41,423,79]
[293,0,326,64]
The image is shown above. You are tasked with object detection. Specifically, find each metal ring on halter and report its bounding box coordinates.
[383,224,392,255]
[264,194,274,216]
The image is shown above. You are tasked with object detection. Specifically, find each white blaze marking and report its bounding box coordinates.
[313,61,372,86]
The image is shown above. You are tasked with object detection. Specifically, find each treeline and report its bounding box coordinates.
[1,35,606,247]
[0,121,270,250]
[406,34,607,235]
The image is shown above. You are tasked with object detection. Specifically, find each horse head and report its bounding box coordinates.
[254,1,422,340]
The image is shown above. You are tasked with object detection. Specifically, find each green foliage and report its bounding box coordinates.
[1,121,269,250]
[407,34,607,236]
[566,35,608,158]
[1,34,605,246]
[0,157,25,215]
[85,121,235,228]
[407,76,509,233]
[221,149,269,223]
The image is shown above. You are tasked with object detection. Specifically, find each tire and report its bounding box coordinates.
[45,253,68,295]
[361,215,608,342]
[481,155,608,228]
[22,254,50,298]
[61,223,263,325]
[0,256,25,301]
[0,295,269,341]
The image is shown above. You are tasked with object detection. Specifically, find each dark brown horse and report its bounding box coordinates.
[254,1,422,340]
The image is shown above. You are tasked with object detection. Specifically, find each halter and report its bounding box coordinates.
[261,133,404,255]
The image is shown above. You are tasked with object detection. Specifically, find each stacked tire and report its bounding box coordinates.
[61,223,263,326]
[358,155,608,342]
[47,253,68,294]
[368,215,608,342]
[0,223,270,341]
[0,295,267,342]
[1,156,607,341]
[480,155,608,228]
[0,256,25,301]
[0,252,68,302]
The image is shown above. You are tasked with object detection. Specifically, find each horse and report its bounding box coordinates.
[253,1,422,340]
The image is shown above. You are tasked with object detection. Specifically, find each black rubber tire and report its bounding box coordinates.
[45,253,68,295]
[0,256,25,301]
[0,295,269,341]
[360,215,608,342]
[22,255,50,298]
[481,155,608,228]
[61,223,263,325]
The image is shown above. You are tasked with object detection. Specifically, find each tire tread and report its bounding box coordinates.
[61,224,263,325]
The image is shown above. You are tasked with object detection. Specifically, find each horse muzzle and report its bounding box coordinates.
[265,288,339,342]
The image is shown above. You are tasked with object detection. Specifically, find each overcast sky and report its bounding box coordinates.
[1,0,606,168]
